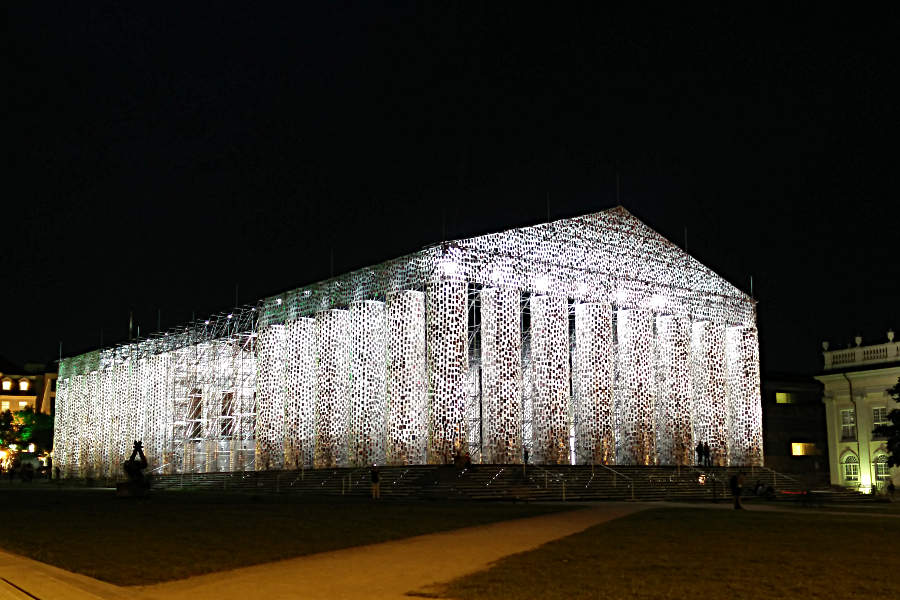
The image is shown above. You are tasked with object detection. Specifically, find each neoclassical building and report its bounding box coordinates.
[53,207,763,477]
[816,332,900,493]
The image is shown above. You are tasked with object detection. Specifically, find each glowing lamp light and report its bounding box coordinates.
[276,298,283,305]
[27,444,35,453]
[649,295,666,310]
[576,282,589,296]
[613,289,629,304]
[227,314,233,320]
[534,275,550,293]
[440,260,460,276]
[204,320,210,325]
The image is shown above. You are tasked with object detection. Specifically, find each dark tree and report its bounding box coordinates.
[0,410,14,446]
[0,407,54,453]
[874,377,900,468]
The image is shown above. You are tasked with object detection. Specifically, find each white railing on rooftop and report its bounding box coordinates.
[823,341,900,370]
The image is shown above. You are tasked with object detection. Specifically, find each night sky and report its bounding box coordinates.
[6,4,899,375]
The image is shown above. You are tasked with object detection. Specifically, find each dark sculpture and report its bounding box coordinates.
[117,441,150,497]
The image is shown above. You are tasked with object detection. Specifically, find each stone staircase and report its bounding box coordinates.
[146,464,812,502]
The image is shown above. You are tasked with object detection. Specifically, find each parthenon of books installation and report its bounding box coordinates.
[53,207,763,477]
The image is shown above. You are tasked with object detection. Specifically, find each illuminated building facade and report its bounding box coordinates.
[816,332,900,493]
[53,207,763,477]
[0,358,55,416]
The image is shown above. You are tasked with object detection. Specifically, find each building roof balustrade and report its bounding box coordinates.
[822,341,900,371]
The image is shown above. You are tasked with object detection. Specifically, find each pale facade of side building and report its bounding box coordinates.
[815,332,899,493]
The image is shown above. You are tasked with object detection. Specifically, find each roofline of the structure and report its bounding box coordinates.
[613,206,755,305]
[443,204,755,305]
[60,205,754,368]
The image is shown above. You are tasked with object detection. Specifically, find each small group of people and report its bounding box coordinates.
[3,462,36,482]
[694,441,714,467]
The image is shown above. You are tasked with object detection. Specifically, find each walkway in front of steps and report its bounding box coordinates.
[2,501,895,600]
[0,502,648,600]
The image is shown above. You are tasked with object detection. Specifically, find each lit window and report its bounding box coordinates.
[18,401,28,408]
[18,379,29,391]
[791,443,816,456]
[1,379,11,391]
[0,401,8,411]
[842,454,859,481]
[873,407,889,427]
[840,409,857,440]
[776,392,794,404]
[874,456,890,480]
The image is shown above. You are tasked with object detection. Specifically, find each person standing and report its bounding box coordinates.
[730,472,744,509]
[695,441,703,466]
[370,464,380,500]
[702,442,711,467]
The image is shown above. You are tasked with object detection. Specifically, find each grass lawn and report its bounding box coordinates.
[429,508,900,599]
[773,500,900,515]
[0,486,571,586]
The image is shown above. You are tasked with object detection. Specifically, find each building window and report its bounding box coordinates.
[1,401,8,411]
[776,392,794,404]
[874,455,890,481]
[1,379,11,391]
[791,442,817,456]
[873,407,889,428]
[18,379,29,391]
[842,454,859,482]
[840,408,857,441]
[18,401,28,408]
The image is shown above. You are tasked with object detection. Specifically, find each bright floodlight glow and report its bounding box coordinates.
[276,298,283,305]
[534,275,550,292]
[649,295,666,310]
[613,289,628,304]
[441,260,459,275]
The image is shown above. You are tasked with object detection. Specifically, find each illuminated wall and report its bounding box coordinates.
[482,287,522,463]
[54,207,763,474]
[574,302,614,464]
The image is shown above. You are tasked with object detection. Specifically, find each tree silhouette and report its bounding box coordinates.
[874,377,900,468]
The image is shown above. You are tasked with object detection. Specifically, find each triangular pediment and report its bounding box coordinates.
[451,205,750,304]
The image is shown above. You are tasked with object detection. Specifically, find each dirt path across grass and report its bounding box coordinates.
[0,547,136,600]
[133,503,647,600]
